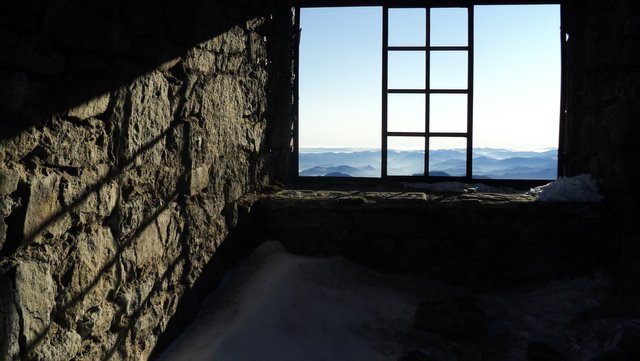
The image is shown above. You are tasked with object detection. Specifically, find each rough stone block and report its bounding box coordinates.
[34,325,82,361]
[0,169,18,196]
[183,48,215,74]
[15,261,55,347]
[189,164,210,196]
[131,202,181,273]
[66,226,116,303]
[41,118,109,168]
[206,26,246,53]
[23,174,70,244]
[0,195,18,253]
[123,71,171,166]
[60,170,118,225]
[67,93,110,119]
[0,274,20,361]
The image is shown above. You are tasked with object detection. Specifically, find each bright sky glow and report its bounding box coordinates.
[299,5,561,151]
[474,5,561,150]
[299,7,382,150]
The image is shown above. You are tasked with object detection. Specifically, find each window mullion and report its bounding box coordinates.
[466,5,474,180]
[425,6,431,178]
[382,6,389,179]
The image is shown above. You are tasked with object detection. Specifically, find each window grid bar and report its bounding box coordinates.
[388,132,427,137]
[431,132,469,137]
[387,132,469,137]
[431,89,469,93]
[557,3,567,179]
[293,7,301,181]
[388,89,468,94]
[388,89,427,93]
[424,7,431,176]
[388,46,427,51]
[431,46,469,51]
[387,46,469,51]
[466,5,474,179]
[382,6,389,178]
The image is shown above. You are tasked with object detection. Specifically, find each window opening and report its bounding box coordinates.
[297,4,561,183]
[298,7,382,178]
[473,5,561,180]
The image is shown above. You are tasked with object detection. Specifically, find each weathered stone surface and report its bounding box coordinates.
[59,166,117,223]
[206,26,246,53]
[133,202,182,270]
[257,190,607,284]
[0,168,19,195]
[35,325,82,361]
[23,173,70,244]
[0,122,40,164]
[0,0,266,359]
[67,93,110,119]
[0,195,18,253]
[41,118,109,168]
[564,0,640,212]
[15,261,56,347]
[189,164,210,196]
[183,48,216,74]
[0,274,20,361]
[59,226,117,308]
[122,71,172,166]
[0,5,276,359]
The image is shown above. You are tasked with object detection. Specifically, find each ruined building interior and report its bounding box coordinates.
[0,0,639,360]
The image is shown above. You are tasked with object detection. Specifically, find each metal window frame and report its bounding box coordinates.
[382,5,473,180]
[293,0,566,188]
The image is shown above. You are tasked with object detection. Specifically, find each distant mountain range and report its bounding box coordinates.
[299,148,557,180]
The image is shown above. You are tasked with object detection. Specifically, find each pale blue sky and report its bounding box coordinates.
[298,5,561,151]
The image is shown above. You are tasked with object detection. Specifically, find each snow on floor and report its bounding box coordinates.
[158,241,615,361]
[529,174,604,202]
[478,273,611,361]
[157,241,463,361]
[402,174,605,202]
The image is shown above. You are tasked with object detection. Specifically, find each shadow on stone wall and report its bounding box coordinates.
[0,0,295,359]
[1,120,184,256]
[1,110,266,359]
[0,0,274,140]
[1,118,186,358]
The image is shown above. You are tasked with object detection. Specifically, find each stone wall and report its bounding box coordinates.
[563,0,640,292]
[0,1,294,360]
[563,0,640,206]
[257,191,608,287]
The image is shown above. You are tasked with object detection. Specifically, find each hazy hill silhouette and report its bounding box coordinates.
[299,148,557,180]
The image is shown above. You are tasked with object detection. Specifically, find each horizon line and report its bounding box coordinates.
[299,146,558,152]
